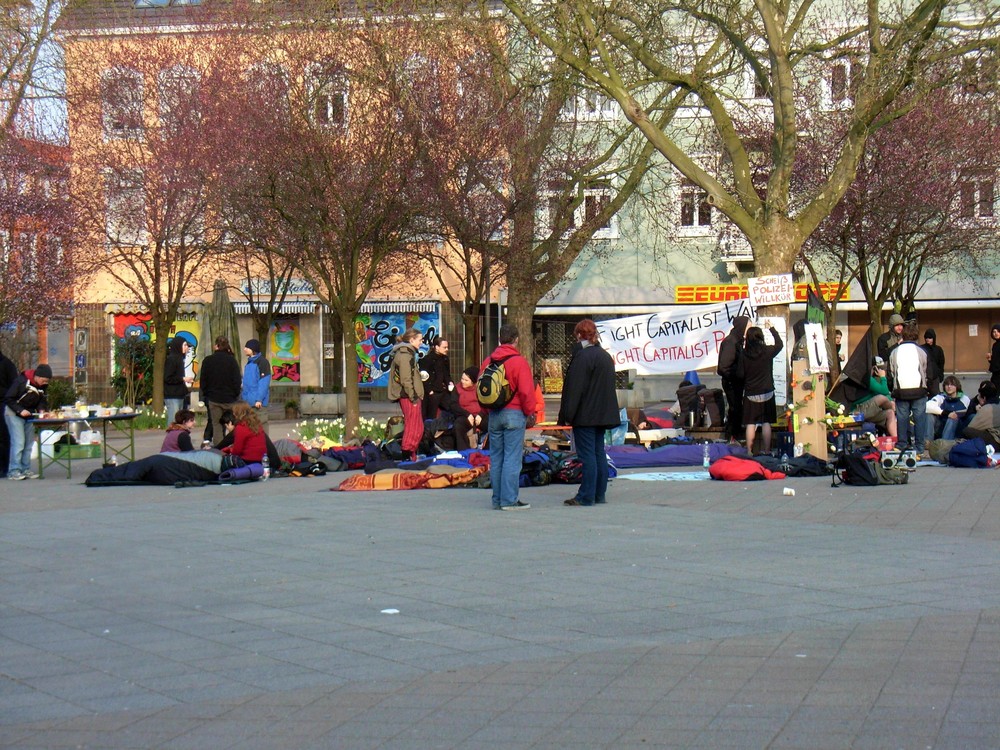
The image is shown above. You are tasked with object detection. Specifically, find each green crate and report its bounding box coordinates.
[54,443,101,459]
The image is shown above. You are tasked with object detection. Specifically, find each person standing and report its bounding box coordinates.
[921,328,945,397]
[889,321,928,457]
[482,323,536,510]
[419,336,452,420]
[717,315,749,441]
[199,336,242,444]
[742,323,783,455]
[164,336,193,427]
[241,339,271,433]
[876,313,905,366]
[4,364,51,480]
[558,319,620,507]
[0,343,18,477]
[988,324,1000,390]
[387,328,425,461]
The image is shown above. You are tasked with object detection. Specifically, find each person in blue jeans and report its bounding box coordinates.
[558,319,621,506]
[925,376,970,441]
[482,324,536,510]
[889,322,928,457]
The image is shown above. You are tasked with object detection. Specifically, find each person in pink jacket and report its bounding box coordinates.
[480,324,536,510]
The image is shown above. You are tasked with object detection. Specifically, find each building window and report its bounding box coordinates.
[105,172,147,247]
[101,68,144,139]
[825,58,858,108]
[544,181,619,239]
[959,171,995,219]
[306,62,348,127]
[401,53,443,116]
[17,232,37,278]
[158,66,200,136]
[562,88,617,120]
[680,180,712,227]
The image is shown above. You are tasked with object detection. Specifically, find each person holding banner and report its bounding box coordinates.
[558,319,620,507]
[717,316,750,442]
[742,324,783,454]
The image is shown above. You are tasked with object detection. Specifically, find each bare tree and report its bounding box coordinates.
[69,36,236,412]
[500,0,1000,317]
[0,0,61,137]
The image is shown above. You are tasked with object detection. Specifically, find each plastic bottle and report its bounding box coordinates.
[702,442,710,468]
[780,451,789,470]
[261,453,270,481]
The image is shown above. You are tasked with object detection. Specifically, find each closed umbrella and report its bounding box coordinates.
[205,279,241,353]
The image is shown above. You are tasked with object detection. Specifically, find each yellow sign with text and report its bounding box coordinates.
[675,283,848,304]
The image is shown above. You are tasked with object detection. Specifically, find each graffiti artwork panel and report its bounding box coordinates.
[354,311,439,387]
[112,312,202,383]
[269,317,301,383]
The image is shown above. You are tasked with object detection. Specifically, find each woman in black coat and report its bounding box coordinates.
[742,324,783,454]
[419,336,452,420]
[558,319,621,506]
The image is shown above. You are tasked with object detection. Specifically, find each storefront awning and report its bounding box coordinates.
[233,301,319,315]
[104,302,204,315]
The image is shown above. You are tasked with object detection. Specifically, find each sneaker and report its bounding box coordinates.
[22,471,39,480]
[8,472,25,481]
[500,501,530,511]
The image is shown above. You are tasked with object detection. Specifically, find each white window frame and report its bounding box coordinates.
[677,178,713,235]
[958,171,996,221]
[561,86,617,121]
[158,65,201,136]
[101,67,144,140]
[306,61,349,128]
[541,181,620,240]
[105,170,148,248]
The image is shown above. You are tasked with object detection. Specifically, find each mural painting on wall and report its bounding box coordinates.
[269,317,301,383]
[354,311,439,387]
[112,312,202,384]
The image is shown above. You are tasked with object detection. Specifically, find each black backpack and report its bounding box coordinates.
[477,354,516,410]
[838,453,908,486]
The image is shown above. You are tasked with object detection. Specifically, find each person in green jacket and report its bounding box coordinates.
[851,358,897,439]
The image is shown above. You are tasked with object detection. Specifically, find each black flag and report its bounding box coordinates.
[829,325,873,405]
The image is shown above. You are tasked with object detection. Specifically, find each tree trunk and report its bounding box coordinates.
[337,312,359,439]
[461,307,481,369]
[329,315,345,393]
[150,317,172,415]
[504,288,537,369]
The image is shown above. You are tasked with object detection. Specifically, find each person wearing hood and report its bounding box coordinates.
[876,313,905,367]
[241,338,271,431]
[742,323,783,454]
[481,323,536,510]
[4,364,51,480]
[163,336,193,427]
[160,409,196,453]
[717,315,749,441]
[0,344,17,477]
[921,329,945,397]
[387,328,425,461]
[988,324,1000,389]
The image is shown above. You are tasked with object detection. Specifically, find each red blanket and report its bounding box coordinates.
[708,455,786,481]
[335,465,488,491]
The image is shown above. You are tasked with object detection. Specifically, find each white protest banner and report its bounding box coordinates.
[747,273,794,308]
[803,322,830,373]
[596,300,756,375]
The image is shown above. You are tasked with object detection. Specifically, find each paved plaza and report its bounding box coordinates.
[3,422,1000,749]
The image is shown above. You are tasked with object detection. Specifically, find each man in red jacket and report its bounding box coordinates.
[481,324,536,510]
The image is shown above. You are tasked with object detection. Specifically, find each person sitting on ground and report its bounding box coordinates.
[221,401,267,464]
[925,375,970,441]
[850,359,898,439]
[452,366,487,449]
[216,407,283,468]
[160,409,196,453]
[962,382,1000,449]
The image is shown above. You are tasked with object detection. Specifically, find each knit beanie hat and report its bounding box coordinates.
[245,339,261,354]
[34,364,53,379]
[463,366,479,383]
[888,314,904,326]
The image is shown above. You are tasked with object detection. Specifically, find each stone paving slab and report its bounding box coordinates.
[2,426,1000,748]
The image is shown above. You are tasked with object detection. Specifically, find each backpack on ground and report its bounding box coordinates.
[838,453,907,486]
[477,354,516,410]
